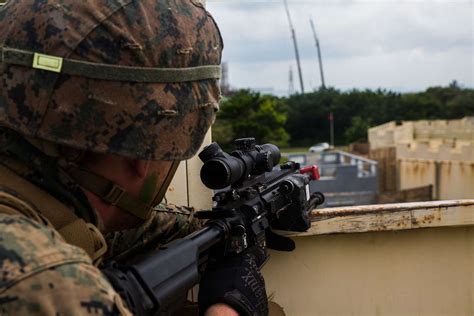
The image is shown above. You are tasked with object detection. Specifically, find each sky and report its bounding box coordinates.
[206,0,474,96]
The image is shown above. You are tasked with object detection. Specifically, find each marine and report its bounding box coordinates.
[0,0,268,315]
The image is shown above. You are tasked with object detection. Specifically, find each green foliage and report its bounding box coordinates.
[213,90,290,149]
[344,116,372,143]
[285,84,474,146]
[216,84,474,148]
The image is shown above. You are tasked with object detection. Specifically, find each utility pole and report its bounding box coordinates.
[310,18,326,89]
[329,112,334,148]
[283,0,304,94]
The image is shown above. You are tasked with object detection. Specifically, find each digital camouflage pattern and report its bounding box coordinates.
[0,0,223,161]
[0,171,204,315]
[0,128,205,314]
[0,128,99,225]
[106,203,203,261]
[0,213,131,315]
[0,0,223,314]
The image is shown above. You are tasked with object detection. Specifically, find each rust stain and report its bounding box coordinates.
[444,161,452,176]
[413,164,419,173]
[418,163,427,177]
[302,202,474,237]
[311,200,474,221]
[421,214,435,224]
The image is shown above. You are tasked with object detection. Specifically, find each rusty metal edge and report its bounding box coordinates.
[275,200,474,237]
[311,199,474,219]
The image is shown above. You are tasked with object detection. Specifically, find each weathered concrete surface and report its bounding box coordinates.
[264,200,474,315]
[264,226,474,316]
[277,200,474,236]
[166,130,213,209]
[399,159,474,200]
[369,117,474,150]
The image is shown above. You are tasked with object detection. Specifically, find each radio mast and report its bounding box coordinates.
[289,66,295,95]
[310,18,326,89]
[283,0,304,94]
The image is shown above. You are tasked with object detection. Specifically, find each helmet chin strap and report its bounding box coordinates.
[64,161,180,220]
[150,161,181,207]
[23,134,182,220]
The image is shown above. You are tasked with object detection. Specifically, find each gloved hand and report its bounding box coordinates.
[266,191,324,252]
[198,246,269,316]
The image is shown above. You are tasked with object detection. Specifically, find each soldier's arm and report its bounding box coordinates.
[0,214,131,316]
[105,203,203,261]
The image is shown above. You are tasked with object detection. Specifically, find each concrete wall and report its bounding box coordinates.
[165,130,213,210]
[413,117,474,142]
[369,117,474,150]
[399,159,474,200]
[398,159,437,192]
[438,161,474,200]
[369,117,474,198]
[368,121,400,149]
[263,226,474,316]
[397,142,474,162]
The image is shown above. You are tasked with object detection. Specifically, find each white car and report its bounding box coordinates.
[309,142,330,153]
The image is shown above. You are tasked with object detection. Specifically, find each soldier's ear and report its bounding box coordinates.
[130,159,150,178]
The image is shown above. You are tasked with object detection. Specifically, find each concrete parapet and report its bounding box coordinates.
[265,200,474,316]
[396,141,474,162]
[399,158,474,200]
[369,117,474,150]
[368,121,401,149]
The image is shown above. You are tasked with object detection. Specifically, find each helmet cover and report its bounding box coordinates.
[0,0,223,160]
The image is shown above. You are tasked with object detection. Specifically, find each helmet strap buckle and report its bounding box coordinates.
[103,183,126,206]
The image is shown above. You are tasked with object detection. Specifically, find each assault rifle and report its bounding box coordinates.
[103,138,324,315]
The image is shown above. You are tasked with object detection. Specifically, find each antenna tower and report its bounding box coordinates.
[283,0,304,94]
[310,18,326,89]
[288,66,295,95]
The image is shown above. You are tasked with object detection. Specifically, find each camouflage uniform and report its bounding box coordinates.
[106,203,203,261]
[0,0,222,314]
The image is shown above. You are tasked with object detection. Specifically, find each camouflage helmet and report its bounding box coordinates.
[0,0,222,161]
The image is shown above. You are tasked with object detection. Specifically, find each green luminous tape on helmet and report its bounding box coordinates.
[1,47,221,83]
[33,53,63,73]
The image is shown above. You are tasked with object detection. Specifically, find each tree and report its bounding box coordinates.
[215,84,474,149]
[344,116,372,143]
[285,88,339,146]
[212,90,290,149]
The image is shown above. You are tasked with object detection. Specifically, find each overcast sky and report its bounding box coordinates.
[206,0,474,96]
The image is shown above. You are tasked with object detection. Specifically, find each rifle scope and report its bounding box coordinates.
[199,138,281,190]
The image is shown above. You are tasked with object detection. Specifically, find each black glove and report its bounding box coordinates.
[198,246,269,316]
[266,229,295,251]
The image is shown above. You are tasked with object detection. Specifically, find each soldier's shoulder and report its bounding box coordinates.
[0,213,130,315]
[0,213,91,291]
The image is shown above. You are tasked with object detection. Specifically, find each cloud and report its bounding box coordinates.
[207,0,473,93]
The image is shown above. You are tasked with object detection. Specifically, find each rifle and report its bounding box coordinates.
[102,138,324,315]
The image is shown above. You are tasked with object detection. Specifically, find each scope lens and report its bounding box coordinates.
[200,159,232,189]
